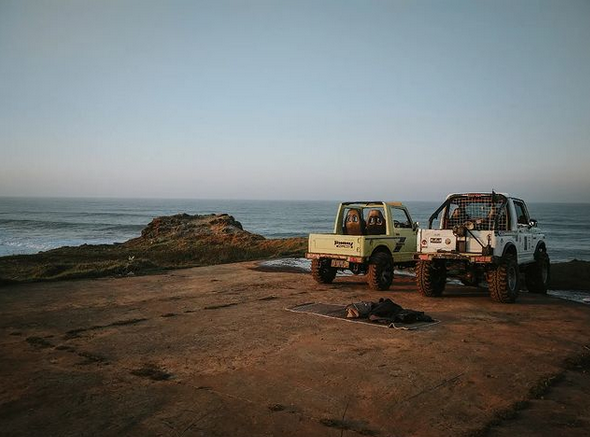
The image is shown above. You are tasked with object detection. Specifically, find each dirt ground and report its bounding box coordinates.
[1,261,589,437]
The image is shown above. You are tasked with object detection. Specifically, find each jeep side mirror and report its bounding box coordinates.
[413,221,419,231]
[529,218,538,228]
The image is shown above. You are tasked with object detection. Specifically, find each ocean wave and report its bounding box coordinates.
[0,240,53,256]
[0,236,132,257]
[0,218,145,232]
[61,211,157,218]
[0,240,52,251]
[264,232,307,238]
[0,210,150,217]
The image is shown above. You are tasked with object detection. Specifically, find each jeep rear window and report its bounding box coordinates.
[341,206,387,235]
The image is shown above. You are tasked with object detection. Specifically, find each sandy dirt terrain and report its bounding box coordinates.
[1,261,589,437]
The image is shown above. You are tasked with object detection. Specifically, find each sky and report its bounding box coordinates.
[1,0,589,202]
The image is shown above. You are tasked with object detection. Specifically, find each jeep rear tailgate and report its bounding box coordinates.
[307,234,363,257]
[418,229,456,253]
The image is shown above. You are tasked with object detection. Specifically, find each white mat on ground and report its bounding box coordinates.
[286,302,440,330]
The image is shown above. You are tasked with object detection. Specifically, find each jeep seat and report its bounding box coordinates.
[366,209,386,235]
[344,209,365,235]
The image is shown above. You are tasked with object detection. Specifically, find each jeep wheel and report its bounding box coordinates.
[489,255,519,303]
[367,252,394,291]
[526,250,550,294]
[416,260,446,297]
[311,259,337,284]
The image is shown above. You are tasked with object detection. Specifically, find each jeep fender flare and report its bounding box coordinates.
[371,246,393,263]
[533,241,547,260]
[501,243,517,259]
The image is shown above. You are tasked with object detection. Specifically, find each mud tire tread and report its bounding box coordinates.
[367,252,394,291]
[489,254,519,303]
[416,260,446,297]
[311,259,337,284]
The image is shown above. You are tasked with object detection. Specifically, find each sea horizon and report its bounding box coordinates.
[2,195,590,205]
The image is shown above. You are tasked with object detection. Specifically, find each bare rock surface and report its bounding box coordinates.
[1,262,589,437]
[550,260,590,291]
[136,213,262,243]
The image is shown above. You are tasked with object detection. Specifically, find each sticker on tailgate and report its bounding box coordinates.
[334,240,354,248]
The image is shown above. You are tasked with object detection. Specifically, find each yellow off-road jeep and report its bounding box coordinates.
[306,201,417,290]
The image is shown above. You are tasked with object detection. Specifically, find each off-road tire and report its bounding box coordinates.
[489,254,520,303]
[367,252,394,291]
[416,260,446,297]
[525,250,550,294]
[311,259,337,284]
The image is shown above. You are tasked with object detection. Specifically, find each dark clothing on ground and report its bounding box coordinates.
[346,298,434,324]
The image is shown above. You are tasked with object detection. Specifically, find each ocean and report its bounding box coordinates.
[0,197,588,263]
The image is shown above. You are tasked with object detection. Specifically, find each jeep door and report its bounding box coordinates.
[390,206,416,262]
[513,199,535,263]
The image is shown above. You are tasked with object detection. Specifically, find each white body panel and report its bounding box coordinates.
[418,229,498,254]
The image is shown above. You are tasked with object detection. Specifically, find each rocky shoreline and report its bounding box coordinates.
[0,212,588,291]
[0,213,306,285]
[550,260,590,291]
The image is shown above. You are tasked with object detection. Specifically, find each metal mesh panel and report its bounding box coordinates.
[442,196,508,230]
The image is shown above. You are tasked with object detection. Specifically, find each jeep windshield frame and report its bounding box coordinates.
[428,193,509,231]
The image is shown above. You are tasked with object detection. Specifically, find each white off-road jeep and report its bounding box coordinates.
[415,193,549,303]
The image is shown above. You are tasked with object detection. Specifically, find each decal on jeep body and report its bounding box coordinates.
[393,237,407,252]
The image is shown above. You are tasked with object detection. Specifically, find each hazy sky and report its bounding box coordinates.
[1,0,589,202]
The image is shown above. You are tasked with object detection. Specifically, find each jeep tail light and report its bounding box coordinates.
[347,256,364,263]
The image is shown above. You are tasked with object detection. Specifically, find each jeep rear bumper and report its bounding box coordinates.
[305,252,367,264]
[414,252,496,264]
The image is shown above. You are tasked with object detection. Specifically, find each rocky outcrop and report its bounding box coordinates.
[134,213,264,244]
[550,259,590,291]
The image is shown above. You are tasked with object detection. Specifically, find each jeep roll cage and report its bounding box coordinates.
[427,193,509,230]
